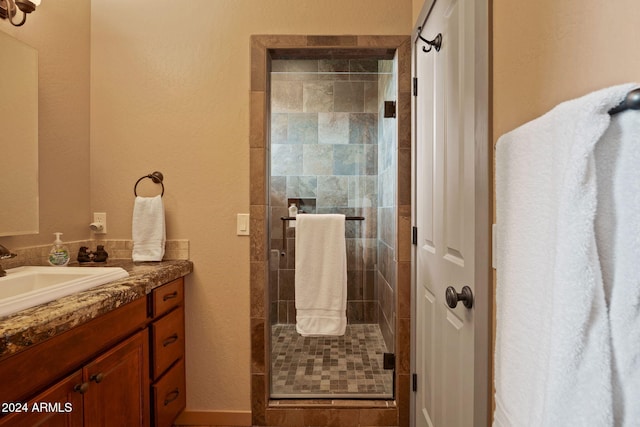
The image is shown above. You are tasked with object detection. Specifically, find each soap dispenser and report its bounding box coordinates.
[48,232,70,266]
[288,203,298,217]
[288,203,298,228]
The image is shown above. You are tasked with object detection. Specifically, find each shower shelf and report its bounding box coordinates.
[279,216,365,256]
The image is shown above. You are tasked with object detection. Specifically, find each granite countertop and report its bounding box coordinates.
[0,259,193,360]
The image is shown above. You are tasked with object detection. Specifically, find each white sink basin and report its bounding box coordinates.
[0,266,129,317]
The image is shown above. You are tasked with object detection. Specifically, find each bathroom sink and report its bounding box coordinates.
[0,266,129,317]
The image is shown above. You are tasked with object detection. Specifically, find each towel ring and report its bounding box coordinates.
[134,171,164,197]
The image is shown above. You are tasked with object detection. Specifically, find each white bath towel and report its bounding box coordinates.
[594,108,640,427]
[132,195,166,262]
[494,83,638,427]
[295,214,347,336]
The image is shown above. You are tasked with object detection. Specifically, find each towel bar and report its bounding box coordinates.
[279,216,364,256]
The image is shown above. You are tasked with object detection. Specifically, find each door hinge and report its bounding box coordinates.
[413,77,418,96]
[383,353,396,370]
[412,373,418,392]
[412,226,418,245]
[384,101,397,118]
[492,223,497,269]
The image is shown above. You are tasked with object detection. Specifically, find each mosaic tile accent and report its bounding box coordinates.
[271,324,393,398]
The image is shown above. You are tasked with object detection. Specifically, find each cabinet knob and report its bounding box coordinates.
[74,382,89,394]
[90,372,105,384]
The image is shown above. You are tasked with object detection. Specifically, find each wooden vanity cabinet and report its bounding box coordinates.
[0,276,188,427]
[0,303,149,427]
[148,278,186,427]
[0,370,84,427]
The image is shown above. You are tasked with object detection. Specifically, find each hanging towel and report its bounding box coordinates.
[594,109,640,427]
[494,83,638,427]
[132,195,166,262]
[295,214,347,336]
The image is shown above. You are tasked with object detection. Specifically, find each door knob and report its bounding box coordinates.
[445,286,473,309]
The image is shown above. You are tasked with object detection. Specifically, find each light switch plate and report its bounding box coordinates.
[237,213,250,236]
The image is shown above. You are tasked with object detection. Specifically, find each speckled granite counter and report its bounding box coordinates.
[0,259,193,359]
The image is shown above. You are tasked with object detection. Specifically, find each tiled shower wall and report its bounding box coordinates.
[268,59,396,349]
[377,60,397,351]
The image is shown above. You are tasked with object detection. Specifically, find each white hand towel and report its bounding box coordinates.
[494,83,638,427]
[594,109,640,427]
[295,214,347,336]
[132,195,166,262]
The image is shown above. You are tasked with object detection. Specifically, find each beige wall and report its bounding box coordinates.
[494,0,640,138]
[0,0,90,249]
[90,0,411,412]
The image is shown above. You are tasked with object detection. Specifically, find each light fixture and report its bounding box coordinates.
[0,0,41,27]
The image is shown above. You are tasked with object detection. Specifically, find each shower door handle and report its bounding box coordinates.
[445,286,473,309]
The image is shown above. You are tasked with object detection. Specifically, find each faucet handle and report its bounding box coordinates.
[0,244,17,260]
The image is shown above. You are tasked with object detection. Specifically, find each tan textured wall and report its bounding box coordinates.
[412,0,427,26]
[90,0,411,412]
[493,0,640,138]
[0,0,90,249]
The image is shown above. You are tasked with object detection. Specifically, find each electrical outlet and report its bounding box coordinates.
[93,212,107,234]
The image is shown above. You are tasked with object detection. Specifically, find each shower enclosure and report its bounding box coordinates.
[267,56,398,399]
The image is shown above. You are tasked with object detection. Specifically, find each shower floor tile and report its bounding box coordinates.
[271,324,393,398]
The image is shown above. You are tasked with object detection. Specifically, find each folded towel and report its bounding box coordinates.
[295,214,347,336]
[132,195,166,262]
[594,108,640,427]
[494,83,638,426]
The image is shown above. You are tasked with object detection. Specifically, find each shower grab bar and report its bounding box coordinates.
[279,216,365,256]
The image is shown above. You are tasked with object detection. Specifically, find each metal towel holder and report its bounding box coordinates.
[609,88,640,115]
[279,215,364,256]
[133,171,165,197]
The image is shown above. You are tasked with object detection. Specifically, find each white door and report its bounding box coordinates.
[413,0,488,425]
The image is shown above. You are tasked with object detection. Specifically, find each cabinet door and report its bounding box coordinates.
[0,370,84,427]
[83,330,149,427]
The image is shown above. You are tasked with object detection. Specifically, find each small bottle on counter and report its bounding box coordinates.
[48,232,70,266]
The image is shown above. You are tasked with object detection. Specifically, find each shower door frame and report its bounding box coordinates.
[250,35,412,427]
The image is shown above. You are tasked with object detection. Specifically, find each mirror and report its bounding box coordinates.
[0,30,38,236]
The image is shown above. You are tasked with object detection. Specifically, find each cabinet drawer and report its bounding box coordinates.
[151,278,184,317]
[151,306,184,379]
[152,358,186,427]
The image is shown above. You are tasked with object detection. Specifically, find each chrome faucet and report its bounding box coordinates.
[0,244,17,277]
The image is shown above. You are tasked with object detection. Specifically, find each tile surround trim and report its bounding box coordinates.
[250,34,411,427]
